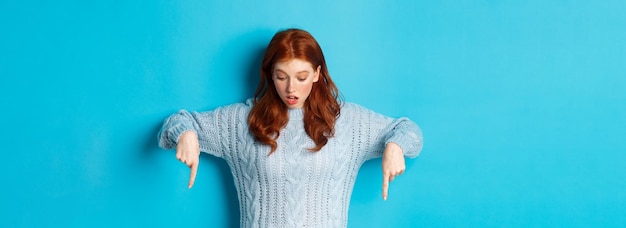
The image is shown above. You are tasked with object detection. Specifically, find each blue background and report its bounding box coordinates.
[1,0,625,227]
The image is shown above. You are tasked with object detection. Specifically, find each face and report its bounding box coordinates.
[273,58,320,109]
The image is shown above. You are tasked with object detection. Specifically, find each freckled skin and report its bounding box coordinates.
[273,58,320,109]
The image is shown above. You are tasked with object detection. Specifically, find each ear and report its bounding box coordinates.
[313,65,321,82]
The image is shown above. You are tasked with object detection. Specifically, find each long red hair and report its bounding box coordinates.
[248,28,341,154]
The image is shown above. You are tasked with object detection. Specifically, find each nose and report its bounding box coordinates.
[286,79,296,93]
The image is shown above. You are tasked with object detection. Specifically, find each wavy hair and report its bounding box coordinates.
[248,28,341,154]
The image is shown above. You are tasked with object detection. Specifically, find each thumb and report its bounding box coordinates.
[188,161,198,189]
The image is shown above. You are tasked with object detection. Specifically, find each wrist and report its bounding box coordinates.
[179,130,197,143]
[385,142,403,154]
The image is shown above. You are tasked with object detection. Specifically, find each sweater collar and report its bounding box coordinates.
[288,108,304,121]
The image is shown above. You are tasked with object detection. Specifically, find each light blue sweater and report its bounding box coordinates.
[158,99,423,228]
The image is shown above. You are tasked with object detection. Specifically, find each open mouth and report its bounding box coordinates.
[286,95,299,105]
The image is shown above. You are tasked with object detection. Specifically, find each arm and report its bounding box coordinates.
[158,108,238,158]
[344,103,423,200]
[158,104,248,188]
[382,118,422,200]
[345,103,423,160]
[380,117,423,159]
[158,110,211,154]
[379,118,423,201]
[158,110,219,189]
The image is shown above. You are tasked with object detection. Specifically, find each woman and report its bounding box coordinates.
[158,28,423,227]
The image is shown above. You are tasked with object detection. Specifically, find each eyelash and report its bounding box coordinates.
[276,76,307,82]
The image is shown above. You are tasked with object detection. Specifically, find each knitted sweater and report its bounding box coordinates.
[158,99,423,228]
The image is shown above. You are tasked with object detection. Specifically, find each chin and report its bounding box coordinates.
[288,103,302,109]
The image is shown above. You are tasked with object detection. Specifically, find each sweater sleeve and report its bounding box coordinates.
[345,103,423,161]
[157,103,249,158]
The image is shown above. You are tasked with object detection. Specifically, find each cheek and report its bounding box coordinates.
[273,81,284,92]
[303,81,315,94]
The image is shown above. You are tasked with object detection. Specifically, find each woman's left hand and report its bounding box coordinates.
[382,142,405,201]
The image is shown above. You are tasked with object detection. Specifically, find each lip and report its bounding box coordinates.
[286,95,299,105]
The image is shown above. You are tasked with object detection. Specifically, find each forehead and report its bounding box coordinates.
[273,58,314,73]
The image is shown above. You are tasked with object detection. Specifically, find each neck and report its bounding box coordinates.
[288,107,304,121]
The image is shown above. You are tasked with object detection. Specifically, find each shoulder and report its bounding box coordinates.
[220,98,253,109]
[340,102,375,115]
[338,101,394,123]
[337,102,373,124]
[211,98,253,116]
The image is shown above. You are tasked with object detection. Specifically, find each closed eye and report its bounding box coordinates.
[296,72,309,82]
[275,73,287,81]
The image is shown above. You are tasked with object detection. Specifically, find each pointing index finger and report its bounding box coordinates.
[383,173,389,201]
[188,162,198,189]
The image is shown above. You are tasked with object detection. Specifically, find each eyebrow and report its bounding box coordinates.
[275,69,310,75]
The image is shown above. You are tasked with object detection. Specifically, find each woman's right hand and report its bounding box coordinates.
[176,131,200,188]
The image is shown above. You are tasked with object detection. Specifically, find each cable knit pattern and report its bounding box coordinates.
[158,99,423,228]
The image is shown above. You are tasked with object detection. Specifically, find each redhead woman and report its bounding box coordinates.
[158,28,423,227]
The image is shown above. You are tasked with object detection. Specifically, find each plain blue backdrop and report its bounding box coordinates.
[1,0,625,227]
